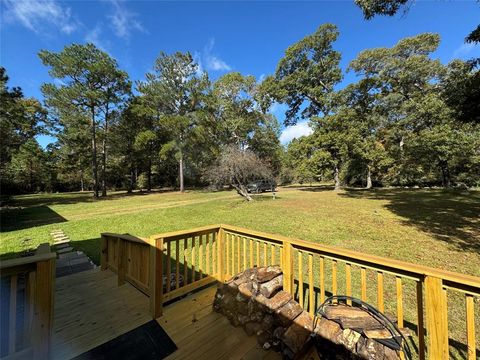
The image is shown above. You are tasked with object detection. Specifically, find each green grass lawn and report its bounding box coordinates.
[2,186,478,277]
[1,186,479,358]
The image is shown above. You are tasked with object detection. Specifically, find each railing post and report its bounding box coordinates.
[117,237,126,286]
[424,276,449,360]
[150,237,164,318]
[100,235,108,270]
[217,227,225,282]
[32,257,55,360]
[282,240,293,295]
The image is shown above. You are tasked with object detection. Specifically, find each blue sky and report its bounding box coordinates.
[1,0,479,146]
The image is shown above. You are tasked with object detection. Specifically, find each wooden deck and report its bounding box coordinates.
[52,269,280,360]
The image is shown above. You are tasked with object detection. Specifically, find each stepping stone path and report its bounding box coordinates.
[50,229,96,278]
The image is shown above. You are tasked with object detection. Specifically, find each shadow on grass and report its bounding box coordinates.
[0,205,68,233]
[285,185,335,192]
[339,188,480,254]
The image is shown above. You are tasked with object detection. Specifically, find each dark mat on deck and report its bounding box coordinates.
[73,320,177,360]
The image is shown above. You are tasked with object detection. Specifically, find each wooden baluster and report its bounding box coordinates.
[345,263,352,306]
[319,256,325,303]
[199,235,204,279]
[184,238,188,284]
[175,239,180,289]
[442,288,449,357]
[217,229,224,282]
[280,247,284,268]
[24,271,35,348]
[256,241,260,266]
[282,241,293,295]
[466,294,476,360]
[243,237,247,271]
[360,267,367,302]
[236,235,241,274]
[298,251,303,308]
[377,271,384,312]
[396,277,404,328]
[249,239,254,268]
[191,237,196,283]
[166,241,171,293]
[212,233,216,278]
[9,274,18,355]
[206,233,210,275]
[226,233,231,276]
[231,235,235,275]
[117,238,126,286]
[416,281,426,360]
[263,242,267,266]
[308,254,314,315]
[271,244,275,265]
[332,260,338,297]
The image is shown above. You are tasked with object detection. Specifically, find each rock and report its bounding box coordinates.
[338,328,362,352]
[245,322,262,336]
[257,290,292,312]
[260,314,275,331]
[314,317,343,345]
[276,299,303,327]
[256,265,282,283]
[282,311,314,353]
[259,274,283,298]
[238,282,253,299]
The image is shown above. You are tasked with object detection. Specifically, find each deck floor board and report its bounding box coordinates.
[52,269,280,360]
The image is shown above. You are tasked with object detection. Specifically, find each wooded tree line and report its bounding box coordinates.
[1,20,479,196]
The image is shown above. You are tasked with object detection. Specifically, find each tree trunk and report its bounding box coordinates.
[147,157,152,192]
[233,184,253,201]
[179,150,184,193]
[101,106,109,197]
[91,106,99,198]
[334,163,341,191]
[366,165,372,189]
[80,170,84,192]
[440,162,451,188]
[127,167,134,194]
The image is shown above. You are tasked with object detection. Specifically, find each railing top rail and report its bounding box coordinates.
[150,224,222,241]
[101,232,151,245]
[0,244,56,273]
[220,224,480,293]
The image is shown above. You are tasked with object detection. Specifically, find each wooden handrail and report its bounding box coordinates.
[101,225,480,360]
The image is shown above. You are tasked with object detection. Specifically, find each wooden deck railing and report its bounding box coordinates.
[0,244,56,360]
[101,224,480,360]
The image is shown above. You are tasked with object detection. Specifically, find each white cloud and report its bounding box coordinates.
[85,24,109,52]
[108,0,145,40]
[3,0,79,35]
[452,42,478,59]
[279,121,313,144]
[201,38,232,72]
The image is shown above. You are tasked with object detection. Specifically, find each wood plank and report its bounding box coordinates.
[416,281,426,360]
[166,240,171,293]
[319,256,325,303]
[361,267,367,302]
[377,272,384,312]
[9,274,18,354]
[332,260,337,297]
[465,294,476,360]
[298,251,303,308]
[308,254,314,315]
[346,263,352,306]
[396,276,404,328]
[424,276,448,360]
[176,239,180,289]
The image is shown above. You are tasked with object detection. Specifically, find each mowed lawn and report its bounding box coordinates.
[2,187,480,357]
[1,186,479,277]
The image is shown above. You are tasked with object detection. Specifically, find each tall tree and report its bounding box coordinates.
[137,52,209,192]
[39,43,130,198]
[258,24,342,125]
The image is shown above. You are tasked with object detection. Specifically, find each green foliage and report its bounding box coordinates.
[258,24,342,125]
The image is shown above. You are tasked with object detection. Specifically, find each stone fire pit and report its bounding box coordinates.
[213,266,409,359]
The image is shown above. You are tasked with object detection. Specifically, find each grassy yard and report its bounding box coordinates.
[1,187,479,358]
[2,186,479,276]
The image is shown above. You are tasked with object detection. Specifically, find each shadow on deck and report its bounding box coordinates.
[52,269,279,360]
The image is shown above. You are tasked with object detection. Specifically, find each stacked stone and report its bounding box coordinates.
[213,266,407,360]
